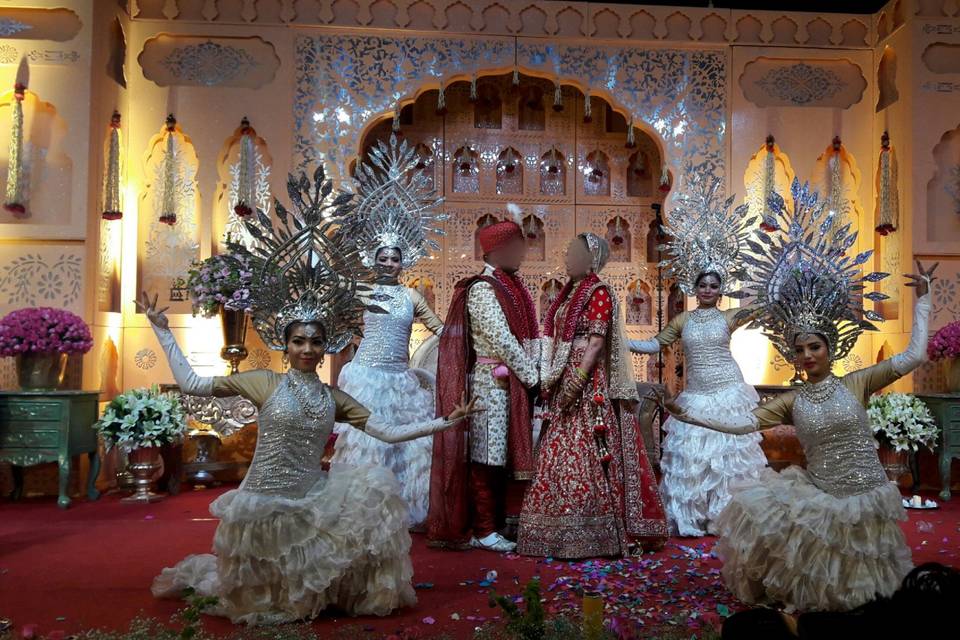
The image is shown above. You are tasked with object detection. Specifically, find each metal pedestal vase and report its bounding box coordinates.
[878,445,909,484]
[187,428,222,487]
[219,307,249,374]
[121,446,163,503]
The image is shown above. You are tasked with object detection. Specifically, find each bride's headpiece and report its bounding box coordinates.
[659,174,756,296]
[738,178,889,362]
[349,134,446,269]
[227,166,374,353]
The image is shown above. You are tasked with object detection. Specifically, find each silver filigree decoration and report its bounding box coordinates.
[0,253,82,306]
[178,394,258,437]
[755,63,843,105]
[161,41,258,87]
[0,19,31,37]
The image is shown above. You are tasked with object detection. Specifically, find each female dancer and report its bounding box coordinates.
[630,179,767,536]
[518,233,668,558]
[331,135,447,528]
[331,247,443,527]
[660,181,935,611]
[145,167,476,625]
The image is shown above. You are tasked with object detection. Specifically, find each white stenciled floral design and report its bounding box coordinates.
[0,253,82,307]
[161,41,258,86]
[0,19,31,37]
[135,348,158,370]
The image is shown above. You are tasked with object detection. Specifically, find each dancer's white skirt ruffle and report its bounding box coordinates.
[715,466,912,612]
[332,361,434,527]
[151,464,416,625]
[659,383,767,536]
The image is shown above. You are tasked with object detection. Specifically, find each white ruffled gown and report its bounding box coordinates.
[151,369,415,625]
[661,308,768,536]
[332,284,438,527]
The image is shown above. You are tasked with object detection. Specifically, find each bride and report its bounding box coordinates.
[145,167,476,625]
[331,136,446,528]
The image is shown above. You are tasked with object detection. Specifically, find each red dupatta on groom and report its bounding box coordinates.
[427,268,538,547]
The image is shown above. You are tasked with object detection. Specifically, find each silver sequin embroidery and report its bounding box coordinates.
[353,284,414,373]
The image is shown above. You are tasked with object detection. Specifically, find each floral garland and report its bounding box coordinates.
[101,111,123,221]
[3,82,26,217]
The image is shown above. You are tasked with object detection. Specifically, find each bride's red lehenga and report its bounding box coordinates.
[518,273,668,558]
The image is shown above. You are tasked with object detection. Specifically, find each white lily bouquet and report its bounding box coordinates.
[95,385,187,451]
[867,392,939,453]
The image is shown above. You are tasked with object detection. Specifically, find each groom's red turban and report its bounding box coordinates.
[478,220,522,255]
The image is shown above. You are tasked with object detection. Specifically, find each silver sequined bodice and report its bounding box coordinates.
[793,376,888,498]
[681,309,745,393]
[353,284,413,373]
[240,370,333,497]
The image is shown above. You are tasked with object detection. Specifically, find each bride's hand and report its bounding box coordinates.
[134,291,170,330]
[904,260,938,298]
[447,397,483,422]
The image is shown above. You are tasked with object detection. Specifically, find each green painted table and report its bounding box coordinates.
[917,393,960,501]
[0,390,101,509]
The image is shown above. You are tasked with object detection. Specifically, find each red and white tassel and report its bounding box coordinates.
[658,162,671,193]
[436,83,447,116]
[101,111,123,221]
[552,82,563,112]
[234,117,255,218]
[611,216,625,246]
[625,118,636,149]
[3,83,27,218]
[876,131,898,235]
[827,136,843,230]
[760,136,778,232]
[583,89,592,123]
[469,74,478,103]
[158,114,179,225]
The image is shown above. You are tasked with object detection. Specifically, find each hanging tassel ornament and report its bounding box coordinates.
[611,216,625,246]
[583,89,592,123]
[234,117,256,218]
[158,114,179,225]
[436,83,447,116]
[625,118,636,149]
[658,162,671,193]
[759,135,778,232]
[827,136,844,231]
[511,68,520,91]
[552,82,563,112]
[875,131,898,235]
[101,111,123,221]
[469,74,478,103]
[3,83,27,218]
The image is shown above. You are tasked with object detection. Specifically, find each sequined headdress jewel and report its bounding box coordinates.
[227,165,375,353]
[737,178,889,362]
[349,134,446,269]
[658,174,755,296]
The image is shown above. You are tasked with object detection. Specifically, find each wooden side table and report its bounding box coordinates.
[0,391,101,509]
[917,393,960,500]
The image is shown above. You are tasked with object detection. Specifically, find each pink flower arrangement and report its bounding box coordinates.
[0,308,93,357]
[185,253,253,318]
[928,320,960,361]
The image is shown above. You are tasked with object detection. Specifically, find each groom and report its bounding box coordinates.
[427,213,539,552]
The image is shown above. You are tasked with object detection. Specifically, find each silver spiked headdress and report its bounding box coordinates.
[349,134,446,269]
[227,166,375,353]
[737,178,889,362]
[659,174,756,296]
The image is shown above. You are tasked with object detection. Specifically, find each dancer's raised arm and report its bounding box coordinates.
[334,391,479,443]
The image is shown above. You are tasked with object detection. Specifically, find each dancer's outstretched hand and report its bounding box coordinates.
[904,260,938,298]
[447,396,483,422]
[655,385,684,417]
[134,291,170,330]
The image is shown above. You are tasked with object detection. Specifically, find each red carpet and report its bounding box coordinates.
[2,486,958,639]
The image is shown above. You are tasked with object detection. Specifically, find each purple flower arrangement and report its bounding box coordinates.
[0,307,94,357]
[185,253,253,318]
[928,320,960,361]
